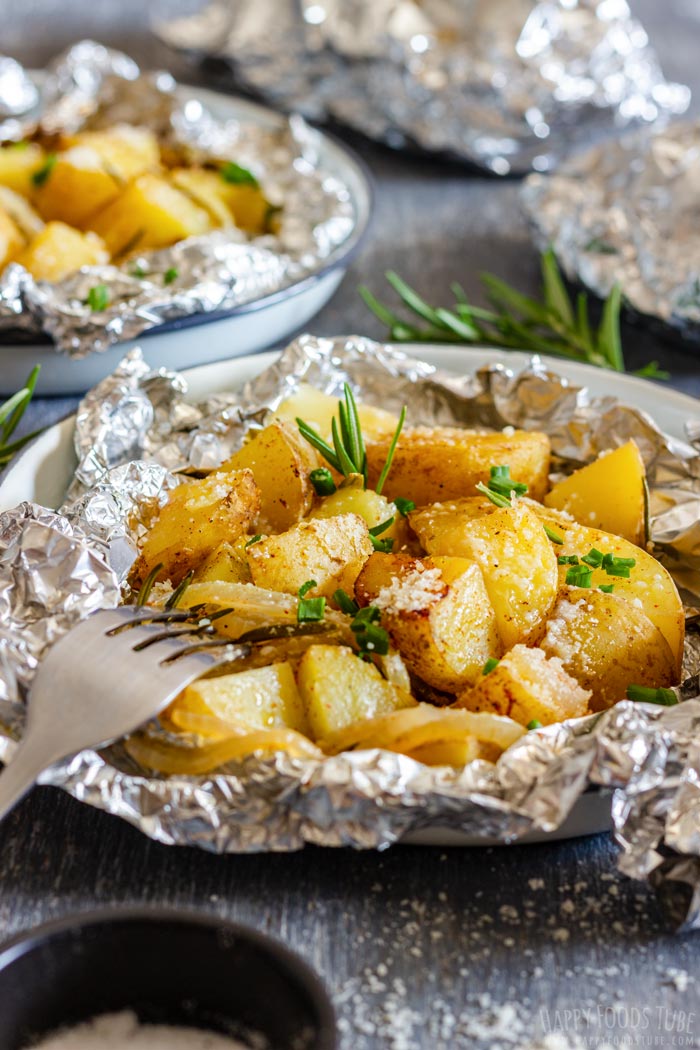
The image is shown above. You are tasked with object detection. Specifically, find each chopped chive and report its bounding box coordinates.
[558,555,579,565]
[482,657,500,675]
[220,161,259,187]
[599,583,615,593]
[86,283,110,312]
[31,152,57,187]
[350,604,390,656]
[130,264,148,278]
[394,497,416,517]
[334,588,359,616]
[369,517,394,537]
[245,534,262,548]
[488,464,528,498]
[297,580,325,622]
[602,553,636,579]
[565,565,593,587]
[544,525,564,544]
[375,406,406,495]
[475,481,511,508]
[527,719,543,730]
[165,569,194,609]
[581,548,604,568]
[626,685,678,706]
[163,267,179,285]
[310,467,336,496]
[298,580,317,599]
[136,562,164,606]
[370,536,394,553]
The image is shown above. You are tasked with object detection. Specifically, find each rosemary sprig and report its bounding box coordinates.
[0,365,42,468]
[297,383,406,493]
[360,249,668,378]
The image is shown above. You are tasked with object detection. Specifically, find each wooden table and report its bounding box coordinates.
[2,2,700,1045]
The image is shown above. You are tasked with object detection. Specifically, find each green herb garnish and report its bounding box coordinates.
[165,570,194,609]
[297,383,406,495]
[310,467,336,496]
[527,719,543,730]
[31,152,57,187]
[135,562,164,606]
[626,685,678,706]
[334,588,359,616]
[163,267,179,285]
[350,605,390,656]
[482,657,500,675]
[220,161,259,187]
[602,553,636,578]
[475,482,511,509]
[245,534,263,548]
[543,525,564,545]
[565,565,593,588]
[130,264,148,279]
[488,465,528,498]
[360,249,666,377]
[394,497,416,517]
[581,548,604,568]
[297,580,326,622]
[558,555,579,565]
[369,516,395,552]
[0,365,42,468]
[599,584,615,593]
[86,283,110,312]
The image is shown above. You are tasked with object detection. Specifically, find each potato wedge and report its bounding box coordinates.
[297,643,415,740]
[455,644,590,726]
[544,440,647,546]
[129,468,260,588]
[274,384,401,443]
[63,125,160,180]
[176,661,309,735]
[365,427,550,504]
[192,538,252,584]
[540,587,677,711]
[33,147,123,227]
[413,500,558,649]
[222,182,271,235]
[89,172,211,255]
[0,208,24,270]
[16,222,109,281]
[246,513,373,598]
[409,496,499,553]
[0,142,46,196]
[220,421,319,532]
[355,552,499,692]
[549,520,684,677]
[170,168,235,228]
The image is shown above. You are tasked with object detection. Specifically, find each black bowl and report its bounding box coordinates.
[0,908,336,1049]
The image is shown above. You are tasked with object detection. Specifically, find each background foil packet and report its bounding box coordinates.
[1,335,700,925]
[0,42,358,358]
[155,0,690,175]
[522,119,700,343]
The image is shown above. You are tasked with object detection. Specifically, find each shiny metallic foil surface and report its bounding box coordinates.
[0,43,357,357]
[1,335,700,924]
[522,119,700,340]
[155,0,689,175]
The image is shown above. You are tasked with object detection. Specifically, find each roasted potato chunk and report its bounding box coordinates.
[89,172,211,255]
[540,587,678,711]
[33,147,123,228]
[274,384,401,443]
[0,208,24,270]
[176,661,309,734]
[455,644,590,726]
[0,142,46,196]
[192,539,251,584]
[355,552,499,692]
[365,427,550,504]
[246,513,372,598]
[545,440,647,547]
[0,185,44,240]
[62,125,160,180]
[16,222,109,281]
[409,496,499,552]
[220,421,319,532]
[170,168,235,228]
[130,468,260,588]
[297,644,415,741]
[413,500,558,650]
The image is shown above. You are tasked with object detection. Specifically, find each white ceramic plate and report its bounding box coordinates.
[2,343,698,845]
[0,85,373,397]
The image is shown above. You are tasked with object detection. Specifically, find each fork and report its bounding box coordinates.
[0,605,237,822]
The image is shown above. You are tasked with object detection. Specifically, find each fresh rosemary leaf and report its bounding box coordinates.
[136,562,164,606]
[310,468,336,496]
[597,283,624,371]
[166,570,194,609]
[480,272,550,325]
[375,406,406,496]
[0,365,42,466]
[541,248,574,327]
[385,270,446,329]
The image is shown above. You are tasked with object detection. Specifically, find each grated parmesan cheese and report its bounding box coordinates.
[374,564,446,615]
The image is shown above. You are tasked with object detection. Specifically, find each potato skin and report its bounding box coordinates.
[129,468,260,588]
[455,644,590,726]
[355,552,499,693]
[540,587,678,711]
[366,426,550,504]
[246,513,372,598]
[221,421,319,532]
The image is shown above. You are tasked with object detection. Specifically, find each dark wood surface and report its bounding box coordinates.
[2,2,700,1046]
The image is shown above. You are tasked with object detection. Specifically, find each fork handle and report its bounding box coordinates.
[0,736,60,823]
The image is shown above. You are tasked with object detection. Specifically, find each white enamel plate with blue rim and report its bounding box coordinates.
[2,344,698,846]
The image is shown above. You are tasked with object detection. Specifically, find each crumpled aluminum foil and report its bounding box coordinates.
[0,42,358,357]
[522,120,700,340]
[2,334,700,926]
[155,0,690,175]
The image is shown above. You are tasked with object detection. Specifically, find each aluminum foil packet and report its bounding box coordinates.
[155,0,689,176]
[0,42,358,357]
[2,334,700,926]
[522,119,700,341]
